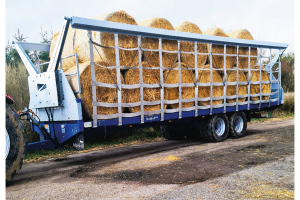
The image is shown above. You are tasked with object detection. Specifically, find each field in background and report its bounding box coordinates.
[274,92,294,114]
[6,64,40,142]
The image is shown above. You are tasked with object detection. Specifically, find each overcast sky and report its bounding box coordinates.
[6,0,294,53]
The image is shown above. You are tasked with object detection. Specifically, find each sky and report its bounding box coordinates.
[5,0,294,53]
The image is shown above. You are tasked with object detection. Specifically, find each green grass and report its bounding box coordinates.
[250,112,294,123]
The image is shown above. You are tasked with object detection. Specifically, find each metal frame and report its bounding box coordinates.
[71,16,287,49]
[72,16,288,128]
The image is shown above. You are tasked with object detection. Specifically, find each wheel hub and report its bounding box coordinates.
[215,118,225,136]
[234,115,243,133]
[6,129,10,159]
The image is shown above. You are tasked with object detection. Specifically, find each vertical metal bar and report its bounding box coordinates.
[247,47,251,110]
[223,44,227,113]
[236,46,239,111]
[88,30,97,128]
[178,41,182,119]
[209,43,213,115]
[194,42,198,117]
[159,38,164,121]
[114,33,122,126]
[75,53,81,94]
[278,49,281,105]
[259,48,262,109]
[60,59,63,70]
[138,36,144,123]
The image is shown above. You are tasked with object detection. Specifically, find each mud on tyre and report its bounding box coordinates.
[6,103,27,182]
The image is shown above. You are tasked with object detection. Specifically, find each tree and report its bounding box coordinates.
[280,53,294,92]
[6,28,53,70]
[5,29,29,67]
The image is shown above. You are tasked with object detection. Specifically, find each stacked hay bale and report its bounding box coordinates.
[124,62,166,113]
[203,28,236,70]
[50,11,138,71]
[245,66,271,101]
[92,11,139,67]
[65,60,125,120]
[164,63,195,109]
[138,18,178,68]
[175,21,208,68]
[198,65,223,106]
[226,69,247,103]
[227,29,257,69]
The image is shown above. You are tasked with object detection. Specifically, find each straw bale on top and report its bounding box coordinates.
[49,28,77,71]
[203,28,236,70]
[163,63,195,109]
[65,60,125,120]
[227,29,257,69]
[198,64,224,106]
[175,21,208,68]
[124,62,166,113]
[50,11,139,71]
[138,18,178,68]
[226,69,247,103]
[245,66,271,101]
[93,11,139,68]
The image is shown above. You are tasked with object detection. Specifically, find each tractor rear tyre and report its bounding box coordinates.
[6,103,27,182]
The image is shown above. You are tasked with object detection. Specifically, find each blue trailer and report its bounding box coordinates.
[6,16,287,181]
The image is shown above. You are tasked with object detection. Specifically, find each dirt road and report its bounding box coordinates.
[6,118,294,200]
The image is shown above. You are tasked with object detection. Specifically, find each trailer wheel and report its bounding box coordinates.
[72,132,84,151]
[199,114,229,142]
[228,112,247,138]
[160,125,185,140]
[6,103,27,182]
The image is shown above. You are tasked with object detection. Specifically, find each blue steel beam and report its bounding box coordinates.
[70,16,288,49]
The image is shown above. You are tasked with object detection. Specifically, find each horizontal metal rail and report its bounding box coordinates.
[70,16,288,49]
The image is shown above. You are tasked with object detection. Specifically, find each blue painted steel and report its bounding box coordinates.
[182,111,196,118]
[198,109,210,116]
[70,16,288,49]
[92,102,281,128]
[27,100,282,151]
[164,113,179,120]
[26,140,56,151]
[212,107,224,114]
[32,120,84,144]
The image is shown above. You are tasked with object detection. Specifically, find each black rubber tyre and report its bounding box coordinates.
[160,124,185,140]
[6,103,27,182]
[199,114,229,142]
[228,112,247,138]
[72,132,84,150]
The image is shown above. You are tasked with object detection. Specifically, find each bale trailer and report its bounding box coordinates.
[6,16,288,181]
